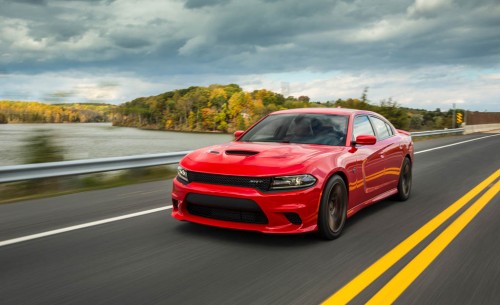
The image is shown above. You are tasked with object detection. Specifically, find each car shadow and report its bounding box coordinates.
[173,221,323,248]
[344,198,398,230]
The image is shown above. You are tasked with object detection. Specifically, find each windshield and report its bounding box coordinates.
[239,113,349,146]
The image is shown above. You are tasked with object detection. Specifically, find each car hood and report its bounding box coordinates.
[181,141,345,176]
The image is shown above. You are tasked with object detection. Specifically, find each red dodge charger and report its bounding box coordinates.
[172,108,413,239]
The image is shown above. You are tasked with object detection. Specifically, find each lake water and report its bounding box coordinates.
[0,123,233,166]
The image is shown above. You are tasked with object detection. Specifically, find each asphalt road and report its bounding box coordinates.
[1,133,499,305]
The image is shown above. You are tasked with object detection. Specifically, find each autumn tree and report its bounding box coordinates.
[0,112,7,124]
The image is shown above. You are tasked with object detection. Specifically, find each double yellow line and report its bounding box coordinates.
[322,168,500,305]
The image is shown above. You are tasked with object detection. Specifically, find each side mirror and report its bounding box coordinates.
[354,135,377,145]
[234,130,244,139]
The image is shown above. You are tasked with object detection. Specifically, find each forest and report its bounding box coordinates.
[112,84,459,132]
[0,101,116,124]
[0,84,462,132]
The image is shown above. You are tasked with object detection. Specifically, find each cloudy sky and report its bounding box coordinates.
[1,0,499,111]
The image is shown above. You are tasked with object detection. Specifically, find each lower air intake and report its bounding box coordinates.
[185,193,268,224]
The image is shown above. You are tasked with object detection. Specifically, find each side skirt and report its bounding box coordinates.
[346,188,398,218]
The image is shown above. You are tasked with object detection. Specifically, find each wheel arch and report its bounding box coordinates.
[319,169,350,209]
[325,168,349,190]
[316,168,350,239]
[405,153,412,164]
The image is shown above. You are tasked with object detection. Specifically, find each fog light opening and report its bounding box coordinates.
[284,212,302,225]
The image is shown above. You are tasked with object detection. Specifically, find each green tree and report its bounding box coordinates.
[236,115,246,130]
[188,111,196,130]
[378,99,409,129]
[360,87,369,103]
[408,114,423,130]
[215,104,229,132]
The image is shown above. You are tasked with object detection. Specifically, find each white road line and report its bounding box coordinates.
[1,132,499,248]
[0,206,172,247]
[415,134,500,154]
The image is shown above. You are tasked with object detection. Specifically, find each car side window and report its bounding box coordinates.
[385,122,394,136]
[370,116,391,140]
[353,115,375,139]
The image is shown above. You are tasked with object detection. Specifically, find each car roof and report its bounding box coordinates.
[271,107,376,116]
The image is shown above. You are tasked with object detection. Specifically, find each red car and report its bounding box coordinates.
[171,108,413,239]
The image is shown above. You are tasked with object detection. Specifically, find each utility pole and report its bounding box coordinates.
[452,103,456,129]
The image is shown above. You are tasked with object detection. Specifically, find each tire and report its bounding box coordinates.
[317,175,348,240]
[395,157,412,201]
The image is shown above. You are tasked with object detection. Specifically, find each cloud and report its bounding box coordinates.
[0,0,498,110]
[407,0,453,17]
[184,0,230,9]
[178,35,213,56]
[10,0,47,5]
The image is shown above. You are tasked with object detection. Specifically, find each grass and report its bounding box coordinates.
[0,165,176,204]
[411,133,464,142]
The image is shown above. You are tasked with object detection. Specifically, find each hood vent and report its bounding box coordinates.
[225,150,259,156]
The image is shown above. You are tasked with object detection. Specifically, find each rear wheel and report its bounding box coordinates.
[318,175,347,240]
[395,157,412,201]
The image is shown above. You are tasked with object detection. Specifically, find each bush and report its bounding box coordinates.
[23,129,64,164]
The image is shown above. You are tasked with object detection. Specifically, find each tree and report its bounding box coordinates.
[0,112,7,124]
[109,83,453,133]
[201,107,216,130]
[360,87,369,103]
[298,96,310,103]
[209,87,228,108]
[215,103,229,132]
[408,114,423,130]
[188,111,196,130]
[0,101,114,124]
[228,92,246,120]
[379,99,409,129]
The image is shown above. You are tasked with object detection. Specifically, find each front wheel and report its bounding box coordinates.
[395,157,412,201]
[317,175,347,240]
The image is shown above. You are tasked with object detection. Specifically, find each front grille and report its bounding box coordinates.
[187,171,271,191]
[186,193,268,224]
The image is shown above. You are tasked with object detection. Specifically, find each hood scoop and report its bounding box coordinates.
[225,150,259,156]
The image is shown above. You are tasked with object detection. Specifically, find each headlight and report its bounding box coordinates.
[177,166,189,182]
[270,174,316,190]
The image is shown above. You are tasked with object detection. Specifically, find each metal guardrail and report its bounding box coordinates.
[0,151,191,183]
[410,128,464,137]
[0,128,466,183]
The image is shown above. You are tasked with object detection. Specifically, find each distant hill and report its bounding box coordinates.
[0,101,116,123]
[112,84,459,132]
[0,86,463,130]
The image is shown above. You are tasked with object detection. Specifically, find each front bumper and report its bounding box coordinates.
[171,177,322,234]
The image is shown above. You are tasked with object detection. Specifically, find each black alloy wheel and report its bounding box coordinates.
[395,157,412,201]
[318,175,347,240]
